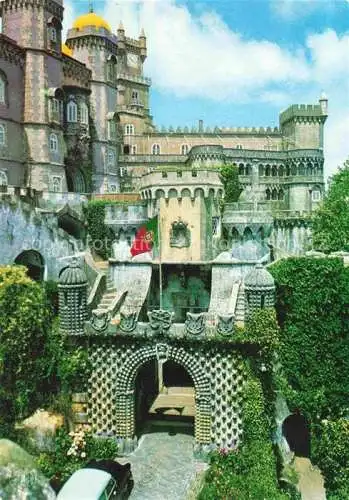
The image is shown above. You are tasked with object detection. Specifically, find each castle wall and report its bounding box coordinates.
[0,197,81,279]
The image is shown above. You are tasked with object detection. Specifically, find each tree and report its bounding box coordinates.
[312,159,349,253]
[219,164,242,203]
[0,266,57,425]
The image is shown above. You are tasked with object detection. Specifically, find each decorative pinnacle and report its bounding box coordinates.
[88,0,94,13]
[140,27,146,38]
[118,21,125,31]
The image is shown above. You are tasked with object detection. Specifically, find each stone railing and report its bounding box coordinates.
[117,73,151,86]
[119,154,186,164]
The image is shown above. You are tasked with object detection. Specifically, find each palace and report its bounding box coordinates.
[0,0,333,458]
[0,0,327,203]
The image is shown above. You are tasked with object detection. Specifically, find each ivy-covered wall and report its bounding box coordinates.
[269,257,349,497]
[199,309,297,499]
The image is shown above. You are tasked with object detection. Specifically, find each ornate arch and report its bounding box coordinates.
[115,344,211,451]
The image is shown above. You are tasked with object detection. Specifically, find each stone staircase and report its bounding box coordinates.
[96,289,118,314]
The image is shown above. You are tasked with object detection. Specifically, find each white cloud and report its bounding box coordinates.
[63,0,349,177]
[271,0,337,19]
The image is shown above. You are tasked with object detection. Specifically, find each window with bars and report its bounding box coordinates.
[51,176,62,192]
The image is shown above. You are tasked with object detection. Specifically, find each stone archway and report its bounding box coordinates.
[14,250,45,281]
[282,412,310,457]
[115,343,211,454]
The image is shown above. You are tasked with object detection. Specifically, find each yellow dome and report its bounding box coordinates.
[61,43,73,57]
[73,12,111,32]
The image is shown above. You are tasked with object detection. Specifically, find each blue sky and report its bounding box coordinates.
[64,0,349,176]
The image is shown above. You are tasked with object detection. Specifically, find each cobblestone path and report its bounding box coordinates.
[119,430,206,500]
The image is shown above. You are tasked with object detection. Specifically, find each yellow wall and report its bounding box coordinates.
[159,195,206,262]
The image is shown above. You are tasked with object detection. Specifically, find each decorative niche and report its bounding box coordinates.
[170,219,191,248]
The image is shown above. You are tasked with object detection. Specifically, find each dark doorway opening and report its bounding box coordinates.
[14,250,45,281]
[282,412,310,457]
[134,359,195,438]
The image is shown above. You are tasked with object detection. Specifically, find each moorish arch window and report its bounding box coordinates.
[0,171,8,186]
[131,145,137,154]
[0,124,6,146]
[67,100,77,122]
[80,102,89,125]
[152,143,160,155]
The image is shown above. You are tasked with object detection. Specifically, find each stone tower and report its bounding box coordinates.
[116,23,154,156]
[1,0,67,191]
[140,149,224,261]
[65,10,120,193]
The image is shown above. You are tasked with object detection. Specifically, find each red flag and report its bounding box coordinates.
[130,216,158,257]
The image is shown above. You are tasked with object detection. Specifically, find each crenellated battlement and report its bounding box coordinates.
[153,125,280,135]
[280,104,326,125]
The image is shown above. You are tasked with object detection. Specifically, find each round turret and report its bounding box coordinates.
[58,259,88,335]
[244,263,275,318]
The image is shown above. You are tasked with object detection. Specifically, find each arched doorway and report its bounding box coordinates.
[135,359,195,437]
[14,250,45,281]
[115,345,211,454]
[282,412,310,457]
[66,168,87,193]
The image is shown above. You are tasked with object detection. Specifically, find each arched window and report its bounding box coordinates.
[67,100,77,122]
[80,102,89,125]
[107,55,117,82]
[278,189,284,200]
[181,144,189,155]
[0,171,8,186]
[279,165,284,177]
[125,124,135,135]
[265,165,271,177]
[49,133,58,152]
[266,189,271,200]
[152,144,160,155]
[0,75,5,104]
[272,188,278,200]
[131,145,137,155]
[236,144,243,150]
[245,164,251,176]
[0,124,6,146]
[272,165,277,177]
[238,164,245,175]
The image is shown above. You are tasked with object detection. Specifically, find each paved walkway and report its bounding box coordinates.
[119,430,206,500]
[294,457,326,500]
